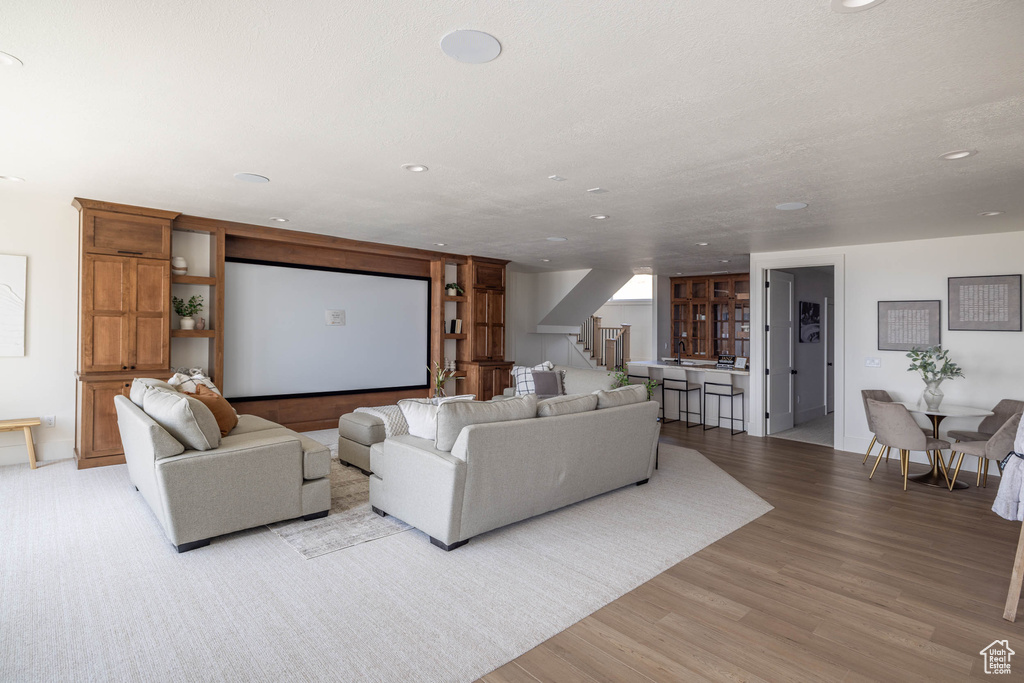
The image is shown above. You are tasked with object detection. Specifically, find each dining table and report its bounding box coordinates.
[899,401,994,489]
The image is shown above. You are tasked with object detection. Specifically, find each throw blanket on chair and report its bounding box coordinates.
[354,405,409,438]
[992,418,1024,521]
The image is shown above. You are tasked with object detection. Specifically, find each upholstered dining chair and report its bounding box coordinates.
[866,399,952,491]
[947,412,1023,490]
[861,389,932,465]
[947,399,1024,443]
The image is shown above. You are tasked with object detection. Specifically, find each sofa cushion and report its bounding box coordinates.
[537,393,598,417]
[142,387,221,451]
[187,384,238,437]
[556,365,618,395]
[594,384,648,409]
[228,414,282,436]
[435,394,539,452]
[237,427,331,480]
[511,361,554,395]
[338,412,386,446]
[129,378,176,407]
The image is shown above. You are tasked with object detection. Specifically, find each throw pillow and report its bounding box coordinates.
[129,378,177,407]
[537,393,598,417]
[594,384,648,409]
[167,370,221,395]
[187,384,239,437]
[398,399,440,440]
[510,361,554,395]
[530,370,564,399]
[435,394,538,452]
[142,387,221,451]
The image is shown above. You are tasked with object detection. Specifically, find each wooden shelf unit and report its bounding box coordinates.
[171,329,216,338]
[171,274,217,285]
[670,273,751,361]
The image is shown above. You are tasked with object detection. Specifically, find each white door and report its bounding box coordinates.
[767,270,795,433]
[825,299,835,414]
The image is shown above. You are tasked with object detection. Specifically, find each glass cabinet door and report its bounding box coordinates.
[690,302,708,356]
[733,300,751,359]
[734,278,750,301]
[690,280,707,299]
[712,302,731,357]
[712,279,732,300]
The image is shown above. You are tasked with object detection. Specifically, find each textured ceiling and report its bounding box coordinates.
[3,0,1024,275]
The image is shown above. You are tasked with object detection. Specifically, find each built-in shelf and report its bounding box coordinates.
[171,330,216,338]
[443,295,466,302]
[172,275,217,285]
[443,333,467,340]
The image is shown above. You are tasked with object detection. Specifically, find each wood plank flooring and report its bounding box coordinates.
[482,425,1024,682]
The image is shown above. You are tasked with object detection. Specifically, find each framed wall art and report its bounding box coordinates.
[877,300,940,351]
[0,254,27,357]
[948,274,1021,332]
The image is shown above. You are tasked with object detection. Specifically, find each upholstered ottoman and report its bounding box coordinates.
[337,412,386,474]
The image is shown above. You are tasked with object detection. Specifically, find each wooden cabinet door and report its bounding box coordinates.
[472,289,490,360]
[491,364,511,398]
[486,290,504,360]
[81,255,130,372]
[82,210,172,259]
[81,380,131,458]
[129,258,170,370]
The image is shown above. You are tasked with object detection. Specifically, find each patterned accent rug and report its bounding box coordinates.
[268,436,410,559]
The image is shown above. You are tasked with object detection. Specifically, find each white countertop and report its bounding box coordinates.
[627,360,751,376]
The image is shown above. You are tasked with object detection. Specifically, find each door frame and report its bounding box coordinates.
[765,269,795,434]
[748,252,845,451]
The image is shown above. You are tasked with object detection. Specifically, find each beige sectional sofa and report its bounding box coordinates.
[368,385,660,550]
[115,379,331,552]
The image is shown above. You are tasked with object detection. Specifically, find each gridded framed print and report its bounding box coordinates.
[948,274,1022,332]
[877,300,940,351]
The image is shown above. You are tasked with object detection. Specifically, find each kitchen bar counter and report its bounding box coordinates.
[626,360,750,430]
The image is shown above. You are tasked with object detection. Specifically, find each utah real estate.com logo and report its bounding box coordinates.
[980,640,1014,675]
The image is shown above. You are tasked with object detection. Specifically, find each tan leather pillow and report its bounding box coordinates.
[188,384,239,437]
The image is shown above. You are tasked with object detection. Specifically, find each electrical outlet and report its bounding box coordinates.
[865,357,881,368]
[43,415,55,428]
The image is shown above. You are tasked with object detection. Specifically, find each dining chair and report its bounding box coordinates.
[947,412,1023,490]
[861,389,932,465]
[866,399,951,491]
[947,399,1024,443]
[647,366,667,422]
[703,371,744,435]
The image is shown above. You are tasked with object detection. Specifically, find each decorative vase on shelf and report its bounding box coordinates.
[195,317,206,331]
[921,379,944,410]
[179,316,196,331]
[171,256,188,276]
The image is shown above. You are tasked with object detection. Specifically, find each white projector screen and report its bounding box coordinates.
[223,260,430,399]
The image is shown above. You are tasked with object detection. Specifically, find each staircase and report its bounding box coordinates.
[575,316,631,370]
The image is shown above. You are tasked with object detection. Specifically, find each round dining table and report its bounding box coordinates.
[898,401,994,489]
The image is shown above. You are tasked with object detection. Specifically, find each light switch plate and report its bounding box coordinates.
[865,357,881,368]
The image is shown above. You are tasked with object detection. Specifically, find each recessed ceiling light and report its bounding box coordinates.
[978,211,1004,217]
[402,164,428,172]
[548,175,566,182]
[675,272,683,276]
[434,242,447,247]
[269,217,289,223]
[587,188,609,194]
[696,242,709,246]
[719,260,730,263]
[939,149,977,160]
[546,236,568,242]
[540,259,551,263]
[831,0,887,13]
[0,175,25,182]
[0,51,23,67]
[440,30,502,64]
[590,215,609,220]
[776,202,808,210]
[234,172,270,183]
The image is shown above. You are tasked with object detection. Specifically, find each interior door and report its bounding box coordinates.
[767,270,795,433]
[826,299,835,414]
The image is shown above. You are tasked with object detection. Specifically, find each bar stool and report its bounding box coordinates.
[662,369,701,428]
[703,371,745,435]
[647,367,668,422]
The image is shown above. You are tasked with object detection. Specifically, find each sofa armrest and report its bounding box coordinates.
[369,435,466,544]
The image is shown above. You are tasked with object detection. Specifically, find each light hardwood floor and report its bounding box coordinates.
[483,424,1024,682]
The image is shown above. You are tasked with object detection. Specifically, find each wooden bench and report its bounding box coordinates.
[0,418,41,469]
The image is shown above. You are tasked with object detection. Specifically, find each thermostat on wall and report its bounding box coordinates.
[325,310,346,326]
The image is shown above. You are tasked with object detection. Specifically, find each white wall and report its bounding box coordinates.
[751,229,1024,473]
[0,193,80,466]
[592,300,653,362]
[778,267,834,424]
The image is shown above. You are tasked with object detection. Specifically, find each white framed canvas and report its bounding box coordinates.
[0,254,27,356]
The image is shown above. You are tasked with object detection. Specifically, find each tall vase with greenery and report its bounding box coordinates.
[429,361,460,399]
[906,345,963,410]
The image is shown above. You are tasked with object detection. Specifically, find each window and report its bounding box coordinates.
[611,274,653,301]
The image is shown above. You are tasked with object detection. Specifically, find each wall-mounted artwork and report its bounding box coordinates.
[799,301,821,343]
[877,300,941,351]
[0,254,27,357]
[948,274,1022,332]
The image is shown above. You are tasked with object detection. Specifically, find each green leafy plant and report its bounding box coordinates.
[429,361,461,397]
[172,294,204,318]
[609,367,659,400]
[906,345,964,382]
[444,282,464,295]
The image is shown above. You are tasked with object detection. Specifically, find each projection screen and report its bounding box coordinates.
[223,260,430,400]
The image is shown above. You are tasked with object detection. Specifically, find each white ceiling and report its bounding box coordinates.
[3,1,1024,275]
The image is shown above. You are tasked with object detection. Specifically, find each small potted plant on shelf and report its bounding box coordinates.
[429,361,461,399]
[906,345,964,410]
[173,294,204,331]
[444,282,464,297]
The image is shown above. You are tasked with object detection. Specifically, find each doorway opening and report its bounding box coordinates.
[765,266,835,447]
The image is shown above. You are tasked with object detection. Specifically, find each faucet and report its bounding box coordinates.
[677,339,686,361]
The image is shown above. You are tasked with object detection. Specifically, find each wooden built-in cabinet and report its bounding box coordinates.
[671,273,750,360]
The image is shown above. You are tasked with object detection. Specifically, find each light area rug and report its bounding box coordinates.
[0,444,772,683]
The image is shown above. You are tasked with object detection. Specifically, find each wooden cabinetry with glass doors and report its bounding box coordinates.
[670,274,750,361]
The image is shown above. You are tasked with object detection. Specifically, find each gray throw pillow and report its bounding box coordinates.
[594,384,647,409]
[537,393,598,417]
[530,370,564,399]
[142,387,221,451]
[434,394,538,452]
